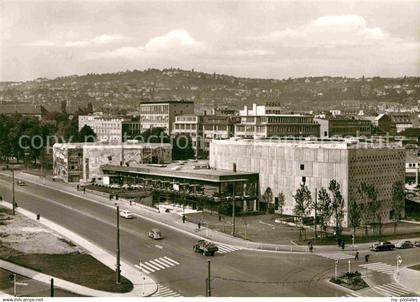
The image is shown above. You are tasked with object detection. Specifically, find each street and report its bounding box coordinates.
[0,173,418,297]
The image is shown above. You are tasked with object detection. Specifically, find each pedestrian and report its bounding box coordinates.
[182,215,186,223]
[365,254,370,262]
[129,200,132,206]
[308,241,313,252]
[337,238,342,247]
[355,251,359,261]
[341,241,345,250]
[198,221,201,229]
[218,215,222,222]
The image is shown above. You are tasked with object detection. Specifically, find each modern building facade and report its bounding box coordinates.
[315,117,372,138]
[139,100,194,133]
[78,114,141,144]
[235,104,320,138]
[209,138,405,226]
[53,142,172,183]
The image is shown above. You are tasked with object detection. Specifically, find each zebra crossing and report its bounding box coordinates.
[315,252,354,261]
[373,282,413,297]
[358,262,396,275]
[134,256,179,274]
[342,291,363,297]
[153,284,182,297]
[216,243,243,255]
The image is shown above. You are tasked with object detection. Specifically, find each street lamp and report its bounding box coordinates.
[115,203,121,284]
[396,255,402,276]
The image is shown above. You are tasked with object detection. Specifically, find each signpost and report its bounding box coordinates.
[334,260,339,280]
[348,260,351,273]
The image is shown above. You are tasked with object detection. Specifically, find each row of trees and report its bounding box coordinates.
[0,113,96,165]
[290,179,405,241]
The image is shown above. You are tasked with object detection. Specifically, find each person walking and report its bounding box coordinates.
[354,251,359,261]
[182,215,186,223]
[365,254,370,262]
[198,221,201,229]
[341,240,345,250]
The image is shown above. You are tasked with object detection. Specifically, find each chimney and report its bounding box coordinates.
[233,163,237,172]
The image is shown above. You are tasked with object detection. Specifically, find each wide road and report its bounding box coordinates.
[0,174,417,297]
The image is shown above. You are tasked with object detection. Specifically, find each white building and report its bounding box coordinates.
[53,141,172,183]
[209,138,405,226]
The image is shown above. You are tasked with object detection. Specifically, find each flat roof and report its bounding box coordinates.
[140,100,194,105]
[101,160,258,183]
[211,138,404,150]
[53,142,171,149]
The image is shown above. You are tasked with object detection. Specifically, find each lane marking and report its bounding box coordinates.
[155,245,163,249]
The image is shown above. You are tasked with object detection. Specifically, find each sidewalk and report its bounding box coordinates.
[11,172,420,254]
[394,267,420,295]
[1,202,157,297]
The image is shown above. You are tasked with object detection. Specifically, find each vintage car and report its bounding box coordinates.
[369,241,395,252]
[193,240,219,256]
[148,229,163,240]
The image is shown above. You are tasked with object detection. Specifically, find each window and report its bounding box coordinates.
[300,164,304,170]
[302,176,306,183]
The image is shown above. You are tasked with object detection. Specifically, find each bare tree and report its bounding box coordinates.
[348,200,361,239]
[278,192,286,219]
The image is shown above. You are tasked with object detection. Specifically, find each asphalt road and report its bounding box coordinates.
[0,174,418,297]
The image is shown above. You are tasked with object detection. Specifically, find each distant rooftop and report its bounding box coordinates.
[139,100,194,105]
[53,141,171,149]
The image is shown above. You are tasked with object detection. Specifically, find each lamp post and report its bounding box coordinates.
[115,204,121,284]
[232,183,236,236]
[12,168,15,215]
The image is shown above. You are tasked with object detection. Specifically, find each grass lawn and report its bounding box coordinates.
[330,271,368,291]
[4,252,133,293]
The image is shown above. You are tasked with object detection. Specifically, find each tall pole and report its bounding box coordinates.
[232,183,235,236]
[50,278,54,297]
[207,260,211,297]
[13,274,16,297]
[12,169,15,216]
[116,205,121,284]
[314,188,317,243]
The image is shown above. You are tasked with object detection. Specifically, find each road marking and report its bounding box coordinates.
[373,282,413,297]
[358,262,396,275]
[216,243,243,254]
[155,244,163,249]
[163,256,180,265]
[342,292,362,297]
[135,256,180,274]
[153,284,182,297]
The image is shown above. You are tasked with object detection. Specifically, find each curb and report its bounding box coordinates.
[0,202,158,297]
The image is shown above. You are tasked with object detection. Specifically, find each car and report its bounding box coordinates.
[370,241,395,252]
[414,241,420,247]
[148,229,162,240]
[119,210,135,219]
[193,240,219,256]
[395,240,414,249]
[16,180,26,186]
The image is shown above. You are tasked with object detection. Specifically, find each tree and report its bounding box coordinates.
[78,125,96,142]
[348,201,361,239]
[172,134,195,160]
[262,187,273,214]
[391,181,405,234]
[329,179,344,238]
[316,187,333,239]
[293,184,313,240]
[278,192,286,218]
[358,182,379,238]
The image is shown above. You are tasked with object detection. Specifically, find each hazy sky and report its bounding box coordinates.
[1,0,419,81]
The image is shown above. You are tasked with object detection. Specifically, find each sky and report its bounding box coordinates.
[0,0,419,81]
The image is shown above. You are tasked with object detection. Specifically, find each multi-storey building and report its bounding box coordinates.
[235,104,320,138]
[315,117,372,138]
[209,138,405,226]
[172,113,239,158]
[53,141,172,183]
[78,114,141,144]
[139,100,194,133]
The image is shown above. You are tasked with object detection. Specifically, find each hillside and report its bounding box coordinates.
[0,68,419,113]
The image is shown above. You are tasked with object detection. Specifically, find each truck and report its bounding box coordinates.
[193,240,219,256]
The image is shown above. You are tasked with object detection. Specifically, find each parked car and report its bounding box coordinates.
[193,240,219,256]
[370,241,395,252]
[119,210,135,219]
[148,229,162,240]
[17,180,26,186]
[414,241,420,247]
[395,240,414,249]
